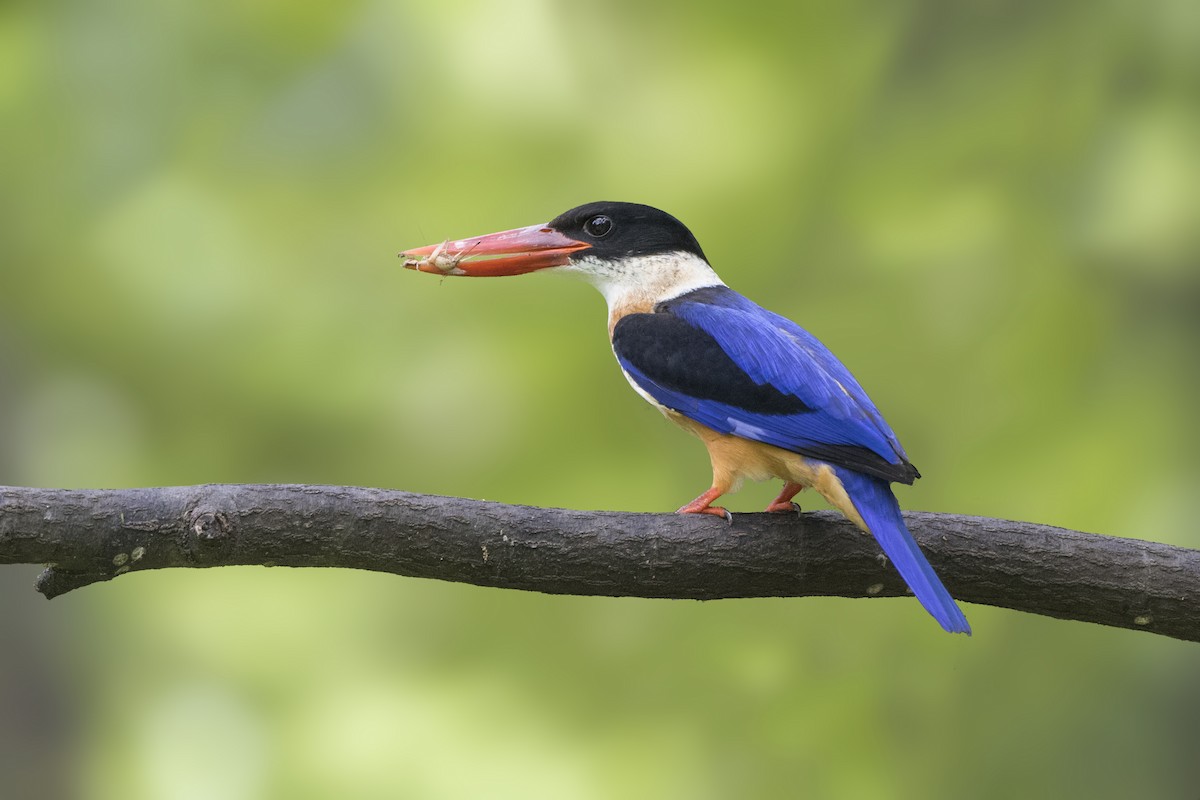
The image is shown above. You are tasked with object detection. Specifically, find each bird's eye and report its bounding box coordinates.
[584,215,613,238]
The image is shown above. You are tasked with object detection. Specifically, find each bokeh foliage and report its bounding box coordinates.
[1,0,1198,797]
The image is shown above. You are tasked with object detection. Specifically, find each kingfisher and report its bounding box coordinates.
[400,201,970,634]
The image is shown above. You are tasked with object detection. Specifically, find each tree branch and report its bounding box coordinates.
[1,484,1196,641]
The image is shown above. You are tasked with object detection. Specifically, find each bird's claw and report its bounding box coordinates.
[676,505,733,524]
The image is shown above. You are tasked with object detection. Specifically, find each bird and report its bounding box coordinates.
[400,201,970,634]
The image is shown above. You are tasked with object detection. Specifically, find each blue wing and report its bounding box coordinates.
[612,286,918,484]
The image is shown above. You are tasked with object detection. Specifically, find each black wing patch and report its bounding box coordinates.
[612,313,811,415]
[611,310,919,484]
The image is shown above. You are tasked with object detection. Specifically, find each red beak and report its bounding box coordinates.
[399,223,591,277]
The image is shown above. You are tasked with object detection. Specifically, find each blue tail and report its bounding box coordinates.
[837,469,971,634]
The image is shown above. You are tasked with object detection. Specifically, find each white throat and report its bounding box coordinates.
[562,250,725,315]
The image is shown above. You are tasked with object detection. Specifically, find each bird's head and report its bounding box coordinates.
[400,202,718,305]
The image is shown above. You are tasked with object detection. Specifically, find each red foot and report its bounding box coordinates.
[679,504,733,521]
[764,482,804,514]
[677,487,732,522]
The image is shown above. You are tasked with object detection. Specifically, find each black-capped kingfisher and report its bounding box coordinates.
[400,201,970,634]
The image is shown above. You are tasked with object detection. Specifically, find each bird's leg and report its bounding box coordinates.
[764,482,805,513]
[677,486,732,522]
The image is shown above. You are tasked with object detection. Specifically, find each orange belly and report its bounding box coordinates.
[664,410,867,529]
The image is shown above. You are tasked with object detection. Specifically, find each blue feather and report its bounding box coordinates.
[836,469,971,634]
[618,359,894,472]
[665,293,911,466]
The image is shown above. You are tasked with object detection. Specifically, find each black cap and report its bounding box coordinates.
[548,202,708,263]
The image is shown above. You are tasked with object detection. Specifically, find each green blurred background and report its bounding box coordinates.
[2,0,1199,797]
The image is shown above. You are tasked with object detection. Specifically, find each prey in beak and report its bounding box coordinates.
[400,223,591,277]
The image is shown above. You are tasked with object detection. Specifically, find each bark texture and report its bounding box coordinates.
[1,484,1196,641]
